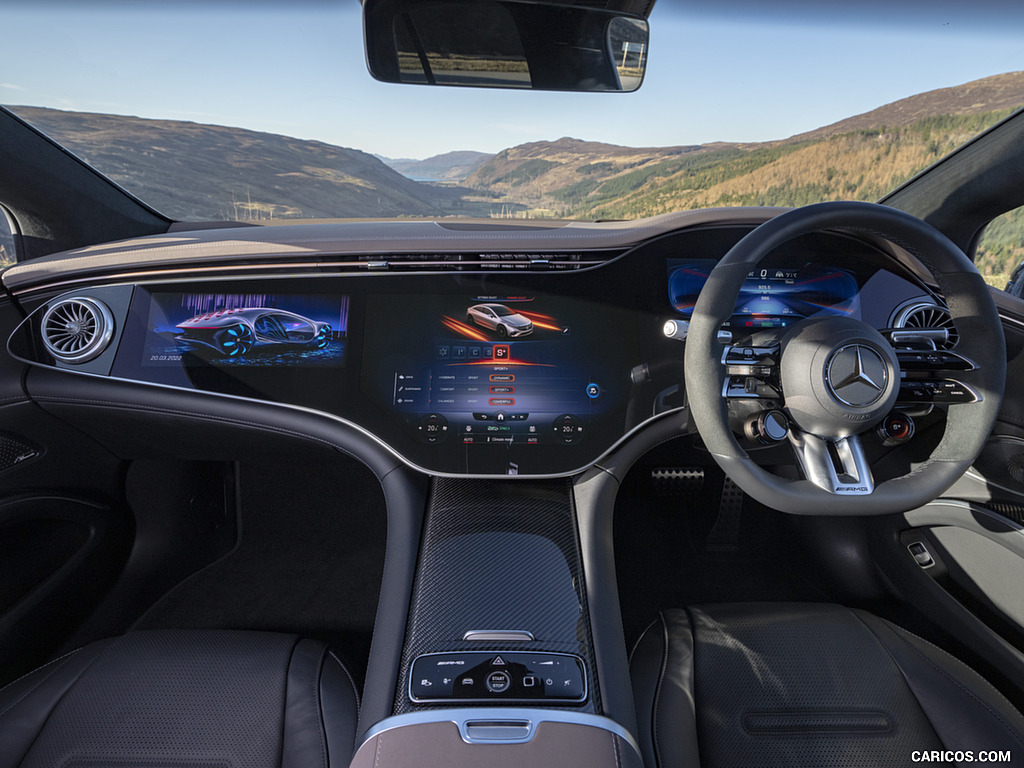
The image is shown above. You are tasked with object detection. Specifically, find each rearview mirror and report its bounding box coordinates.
[363,0,649,93]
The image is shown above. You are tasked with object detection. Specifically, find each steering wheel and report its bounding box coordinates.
[684,201,1006,515]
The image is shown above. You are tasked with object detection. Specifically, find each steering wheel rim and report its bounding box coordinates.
[684,200,1006,515]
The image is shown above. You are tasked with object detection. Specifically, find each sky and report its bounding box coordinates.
[1,0,1023,159]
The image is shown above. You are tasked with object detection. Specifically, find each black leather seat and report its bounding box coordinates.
[630,603,1024,768]
[0,630,359,768]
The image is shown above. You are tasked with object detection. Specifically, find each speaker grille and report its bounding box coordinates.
[0,432,40,471]
[41,297,115,364]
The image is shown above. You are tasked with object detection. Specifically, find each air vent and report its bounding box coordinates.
[892,301,958,349]
[41,297,115,364]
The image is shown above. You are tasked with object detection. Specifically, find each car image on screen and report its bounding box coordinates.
[465,303,534,338]
[175,307,333,358]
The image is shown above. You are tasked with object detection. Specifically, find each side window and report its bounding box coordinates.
[0,208,16,268]
[976,206,1024,297]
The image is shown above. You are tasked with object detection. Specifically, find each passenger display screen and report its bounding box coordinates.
[141,292,350,367]
[667,261,859,329]
[362,292,635,465]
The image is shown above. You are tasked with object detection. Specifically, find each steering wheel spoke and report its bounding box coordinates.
[789,432,875,495]
[721,343,781,400]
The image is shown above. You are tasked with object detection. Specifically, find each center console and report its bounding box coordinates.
[394,478,598,712]
[352,474,644,768]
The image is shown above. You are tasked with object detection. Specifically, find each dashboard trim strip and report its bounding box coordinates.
[2,207,788,293]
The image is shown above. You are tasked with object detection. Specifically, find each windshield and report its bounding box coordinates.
[3,1,1024,279]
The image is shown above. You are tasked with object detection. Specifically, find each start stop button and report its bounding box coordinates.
[485,670,511,693]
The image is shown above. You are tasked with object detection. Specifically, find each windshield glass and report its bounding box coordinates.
[3,1,1023,273]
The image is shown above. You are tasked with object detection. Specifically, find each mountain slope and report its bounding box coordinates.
[790,71,1024,143]
[459,72,1024,219]
[583,111,1015,219]
[463,137,709,211]
[384,150,494,182]
[10,107,451,220]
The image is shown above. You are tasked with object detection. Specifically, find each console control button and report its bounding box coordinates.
[486,671,511,693]
[409,652,586,703]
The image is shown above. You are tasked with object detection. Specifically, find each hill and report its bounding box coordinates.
[9,107,454,220]
[578,110,1017,219]
[384,150,494,182]
[791,71,1024,143]
[461,72,1024,220]
[463,137,709,213]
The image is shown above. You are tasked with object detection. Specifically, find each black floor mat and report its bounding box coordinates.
[134,454,387,681]
[614,437,830,646]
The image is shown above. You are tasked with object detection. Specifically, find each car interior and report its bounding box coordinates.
[2,1,1024,767]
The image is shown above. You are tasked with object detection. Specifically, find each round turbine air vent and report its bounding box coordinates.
[892,300,958,349]
[41,297,115,364]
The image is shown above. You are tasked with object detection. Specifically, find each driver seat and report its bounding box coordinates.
[630,603,1024,768]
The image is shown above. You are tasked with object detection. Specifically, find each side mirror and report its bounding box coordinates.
[363,0,649,93]
[1006,262,1024,298]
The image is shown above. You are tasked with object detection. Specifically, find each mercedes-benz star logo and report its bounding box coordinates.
[826,344,888,407]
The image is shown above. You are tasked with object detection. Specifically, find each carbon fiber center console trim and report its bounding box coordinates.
[394,478,599,714]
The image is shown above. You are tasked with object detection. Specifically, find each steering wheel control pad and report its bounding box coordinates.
[779,317,899,438]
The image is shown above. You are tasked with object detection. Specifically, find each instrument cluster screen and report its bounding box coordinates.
[667,260,860,329]
[362,293,635,465]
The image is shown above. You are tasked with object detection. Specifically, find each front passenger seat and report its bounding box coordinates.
[630,603,1024,768]
[0,630,359,768]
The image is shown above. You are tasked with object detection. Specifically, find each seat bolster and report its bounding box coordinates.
[629,609,701,768]
[321,650,360,765]
[0,642,111,768]
[282,638,330,768]
[1,630,361,768]
[854,610,1024,757]
[282,639,360,768]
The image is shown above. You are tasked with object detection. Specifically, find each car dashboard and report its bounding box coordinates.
[5,209,948,479]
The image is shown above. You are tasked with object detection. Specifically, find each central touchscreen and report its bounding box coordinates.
[363,292,634,471]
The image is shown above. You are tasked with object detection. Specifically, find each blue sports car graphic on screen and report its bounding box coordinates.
[175,308,333,357]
